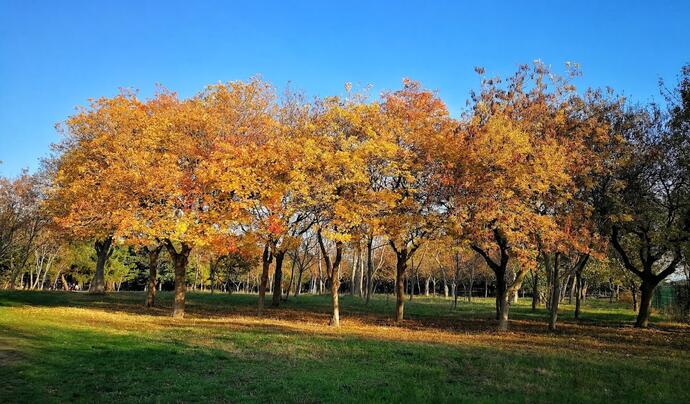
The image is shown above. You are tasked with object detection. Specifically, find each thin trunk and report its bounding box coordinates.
[285,255,296,301]
[365,234,374,305]
[548,253,561,331]
[394,249,408,322]
[574,271,583,319]
[272,251,285,306]
[531,270,539,312]
[258,242,272,314]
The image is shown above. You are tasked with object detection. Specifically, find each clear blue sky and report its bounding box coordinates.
[1,0,689,177]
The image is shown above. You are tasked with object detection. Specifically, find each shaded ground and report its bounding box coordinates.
[0,291,688,403]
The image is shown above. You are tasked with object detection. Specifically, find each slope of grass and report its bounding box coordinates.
[0,291,688,403]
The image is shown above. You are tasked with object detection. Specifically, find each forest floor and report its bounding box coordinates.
[0,291,688,403]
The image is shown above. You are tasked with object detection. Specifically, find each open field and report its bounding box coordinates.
[1,291,689,403]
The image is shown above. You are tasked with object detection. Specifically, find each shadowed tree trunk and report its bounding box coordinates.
[364,234,374,305]
[145,243,164,307]
[575,270,583,319]
[164,240,191,318]
[258,242,272,314]
[394,248,408,321]
[271,250,285,307]
[89,236,113,294]
[547,253,561,331]
[531,270,539,312]
[636,281,657,327]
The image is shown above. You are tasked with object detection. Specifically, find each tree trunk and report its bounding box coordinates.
[636,279,658,328]
[296,262,304,297]
[365,234,374,305]
[146,244,163,307]
[330,253,341,327]
[630,282,638,312]
[285,255,296,301]
[209,258,216,294]
[495,270,506,321]
[394,250,408,322]
[89,236,113,294]
[165,241,191,318]
[574,270,583,319]
[531,271,539,312]
[497,291,510,331]
[548,253,561,331]
[258,242,272,314]
[272,251,285,307]
[317,230,343,327]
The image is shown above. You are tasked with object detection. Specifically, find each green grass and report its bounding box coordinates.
[1,291,688,403]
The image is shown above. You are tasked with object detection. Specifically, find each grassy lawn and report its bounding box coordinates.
[0,291,688,403]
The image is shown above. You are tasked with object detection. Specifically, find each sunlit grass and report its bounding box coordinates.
[1,291,688,403]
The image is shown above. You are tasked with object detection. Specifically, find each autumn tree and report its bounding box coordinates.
[449,63,599,331]
[604,91,689,327]
[377,79,455,322]
[300,91,383,326]
[49,93,149,293]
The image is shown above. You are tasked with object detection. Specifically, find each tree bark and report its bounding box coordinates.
[145,244,164,307]
[365,234,374,305]
[574,270,583,319]
[531,270,539,312]
[547,253,561,331]
[395,249,408,322]
[317,230,343,327]
[272,250,285,306]
[164,240,191,318]
[89,236,113,294]
[636,280,657,328]
[258,242,272,314]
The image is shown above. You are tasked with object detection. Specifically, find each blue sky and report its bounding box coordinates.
[1,0,689,177]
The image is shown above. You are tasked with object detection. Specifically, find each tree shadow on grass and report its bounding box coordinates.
[0,291,687,358]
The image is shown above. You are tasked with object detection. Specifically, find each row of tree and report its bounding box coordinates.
[1,62,688,330]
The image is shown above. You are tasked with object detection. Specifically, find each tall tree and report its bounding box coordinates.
[378,79,454,322]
